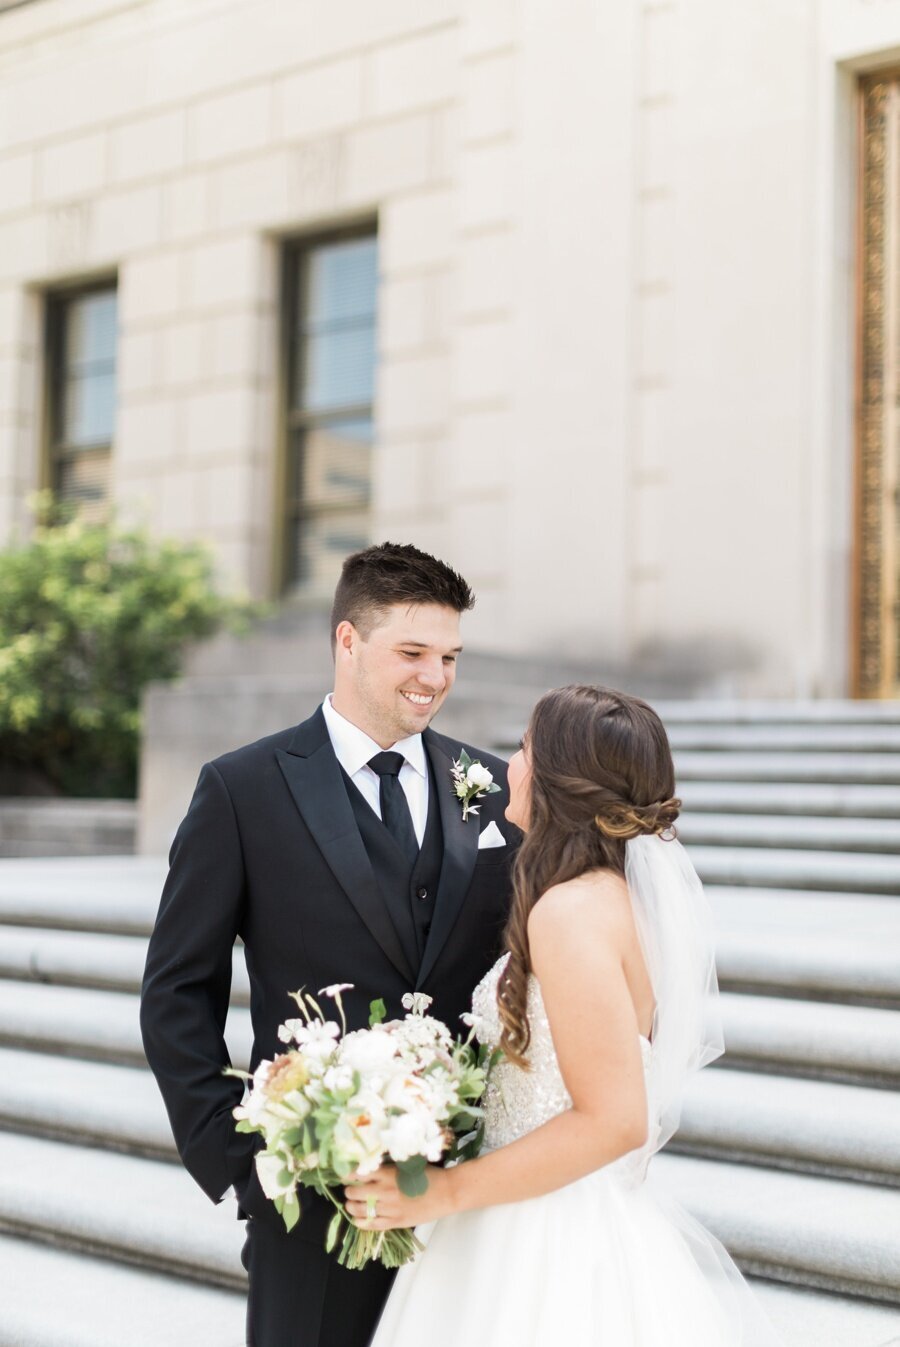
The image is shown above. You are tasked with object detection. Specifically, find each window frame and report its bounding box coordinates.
[276,221,378,596]
[42,275,118,514]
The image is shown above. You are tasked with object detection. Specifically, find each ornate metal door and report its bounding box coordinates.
[856,74,900,698]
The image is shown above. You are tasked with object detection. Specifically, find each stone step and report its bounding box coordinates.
[750,1282,900,1347]
[4,1042,898,1197]
[0,1132,245,1290]
[655,700,900,725]
[675,1068,900,1185]
[711,888,900,1006]
[653,1154,900,1304]
[0,798,137,861]
[682,813,900,854]
[0,1047,177,1159]
[0,980,252,1069]
[668,725,900,752]
[0,856,165,934]
[1,1094,898,1337]
[680,781,900,818]
[4,891,899,1010]
[691,844,900,895]
[0,1234,245,1347]
[3,976,896,1092]
[0,1211,896,1347]
[718,994,900,1087]
[674,751,900,784]
[0,925,251,1004]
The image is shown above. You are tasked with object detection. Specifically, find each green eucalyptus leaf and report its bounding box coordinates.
[326,1211,342,1252]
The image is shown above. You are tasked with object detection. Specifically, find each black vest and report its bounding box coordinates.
[340,756,444,980]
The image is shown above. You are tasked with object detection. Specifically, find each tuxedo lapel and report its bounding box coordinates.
[416,730,480,989]
[275,708,415,984]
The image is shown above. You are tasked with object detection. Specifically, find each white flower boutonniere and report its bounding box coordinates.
[450,748,501,821]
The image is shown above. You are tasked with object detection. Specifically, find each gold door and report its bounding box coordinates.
[856,73,900,698]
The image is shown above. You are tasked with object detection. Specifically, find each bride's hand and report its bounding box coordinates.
[345,1164,455,1230]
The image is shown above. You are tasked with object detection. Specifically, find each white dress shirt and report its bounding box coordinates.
[321,695,429,846]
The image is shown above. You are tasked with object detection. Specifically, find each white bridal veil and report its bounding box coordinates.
[624,833,725,1157]
[624,833,787,1345]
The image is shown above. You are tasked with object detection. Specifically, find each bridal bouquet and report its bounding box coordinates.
[226,987,496,1269]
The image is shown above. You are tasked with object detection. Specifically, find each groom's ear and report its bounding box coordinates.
[334,620,359,660]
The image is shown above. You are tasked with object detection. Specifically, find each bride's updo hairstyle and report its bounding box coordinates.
[497,684,680,1067]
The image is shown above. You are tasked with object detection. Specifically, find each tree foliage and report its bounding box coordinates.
[0,495,256,797]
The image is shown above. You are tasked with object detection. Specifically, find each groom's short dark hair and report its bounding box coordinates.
[330,542,475,652]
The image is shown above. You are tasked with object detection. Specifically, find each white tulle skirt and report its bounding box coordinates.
[371,1166,785,1346]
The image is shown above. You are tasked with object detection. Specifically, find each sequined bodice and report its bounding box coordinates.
[471,955,653,1153]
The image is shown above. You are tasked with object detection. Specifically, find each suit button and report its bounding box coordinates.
[416,886,428,900]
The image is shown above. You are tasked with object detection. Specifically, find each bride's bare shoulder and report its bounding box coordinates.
[527,869,632,950]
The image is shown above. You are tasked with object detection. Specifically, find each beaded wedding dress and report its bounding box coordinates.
[371,838,784,1347]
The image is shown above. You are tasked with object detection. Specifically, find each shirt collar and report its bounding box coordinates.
[321,695,427,780]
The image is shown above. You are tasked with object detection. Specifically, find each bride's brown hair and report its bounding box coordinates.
[497,685,680,1067]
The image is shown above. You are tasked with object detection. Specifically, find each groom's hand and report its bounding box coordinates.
[345,1164,455,1230]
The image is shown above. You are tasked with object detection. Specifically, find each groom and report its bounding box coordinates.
[140,542,517,1347]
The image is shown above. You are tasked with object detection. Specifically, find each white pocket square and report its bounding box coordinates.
[478,820,506,850]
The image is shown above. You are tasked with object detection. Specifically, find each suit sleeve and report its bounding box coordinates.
[140,760,255,1204]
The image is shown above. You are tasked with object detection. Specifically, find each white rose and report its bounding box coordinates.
[466,762,493,790]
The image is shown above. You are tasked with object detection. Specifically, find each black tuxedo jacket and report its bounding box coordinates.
[140,706,516,1236]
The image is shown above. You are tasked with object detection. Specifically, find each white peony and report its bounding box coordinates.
[338,1027,399,1074]
[466,762,493,790]
[322,1063,355,1092]
[382,1109,445,1164]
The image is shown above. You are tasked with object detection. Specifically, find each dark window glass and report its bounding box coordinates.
[48,285,117,517]
[285,234,377,591]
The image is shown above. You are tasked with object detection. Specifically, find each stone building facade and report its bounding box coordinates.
[1,0,899,697]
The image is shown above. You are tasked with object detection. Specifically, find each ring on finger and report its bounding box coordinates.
[366,1196,377,1220]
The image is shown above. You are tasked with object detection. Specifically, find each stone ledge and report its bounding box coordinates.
[718,994,900,1086]
[682,813,900,855]
[0,1234,246,1347]
[751,1281,900,1347]
[681,781,900,818]
[676,1068,900,1184]
[0,799,137,860]
[675,752,900,785]
[0,981,252,1069]
[0,1133,245,1290]
[691,844,900,895]
[653,1154,900,1302]
[0,926,251,1003]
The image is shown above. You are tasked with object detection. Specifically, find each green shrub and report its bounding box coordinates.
[0,494,258,798]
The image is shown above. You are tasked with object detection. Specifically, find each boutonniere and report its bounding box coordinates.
[450,749,501,821]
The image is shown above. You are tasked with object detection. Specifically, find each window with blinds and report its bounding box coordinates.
[46,284,118,519]
[283,230,378,593]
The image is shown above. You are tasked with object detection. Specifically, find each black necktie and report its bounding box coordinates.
[367,751,420,867]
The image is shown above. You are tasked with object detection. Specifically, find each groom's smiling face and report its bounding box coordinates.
[332,602,463,747]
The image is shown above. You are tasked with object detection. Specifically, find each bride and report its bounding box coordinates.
[346,684,784,1345]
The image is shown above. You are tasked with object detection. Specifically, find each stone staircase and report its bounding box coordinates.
[0,705,898,1344]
